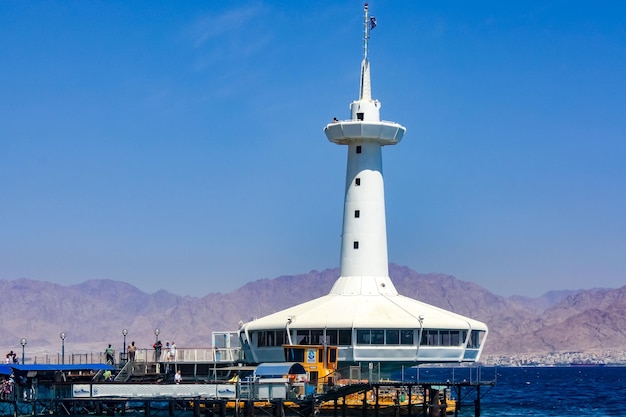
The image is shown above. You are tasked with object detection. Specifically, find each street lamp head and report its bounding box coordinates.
[20,338,27,346]
[122,329,128,336]
[60,332,66,340]
[154,328,160,336]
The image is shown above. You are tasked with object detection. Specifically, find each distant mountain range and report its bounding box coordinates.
[2,264,625,360]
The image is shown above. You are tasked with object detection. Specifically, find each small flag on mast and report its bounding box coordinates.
[369,16,377,30]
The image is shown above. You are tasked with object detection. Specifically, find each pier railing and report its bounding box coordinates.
[27,347,242,365]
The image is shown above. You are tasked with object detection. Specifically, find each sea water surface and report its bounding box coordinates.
[10,366,624,417]
[434,365,626,417]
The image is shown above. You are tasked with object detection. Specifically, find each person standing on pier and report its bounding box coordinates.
[169,341,176,361]
[174,370,182,384]
[128,341,137,361]
[153,340,162,361]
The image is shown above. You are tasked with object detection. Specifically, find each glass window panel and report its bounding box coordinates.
[258,331,267,347]
[442,330,451,346]
[401,330,414,345]
[339,330,352,345]
[371,329,384,345]
[450,331,460,346]
[385,329,400,345]
[297,330,310,345]
[276,331,285,346]
[285,347,304,362]
[467,330,485,348]
[356,329,370,345]
[424,330,437,346]
[329,348,337,363]
[311,330,323,344]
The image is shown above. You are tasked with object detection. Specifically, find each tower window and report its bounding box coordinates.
[356,145,362,154]
[353,241,359,249]
[355,178,361,186]
[357,112,364,121]
[354,210,360,218]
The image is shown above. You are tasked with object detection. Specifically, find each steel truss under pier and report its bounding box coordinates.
[1,378,496,417]
[316,380,496,417]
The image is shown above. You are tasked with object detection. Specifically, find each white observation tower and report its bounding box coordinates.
[324,2,405,297]
[239,4,488,366]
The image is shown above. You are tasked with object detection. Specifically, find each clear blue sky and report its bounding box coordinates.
[1,1,625,298]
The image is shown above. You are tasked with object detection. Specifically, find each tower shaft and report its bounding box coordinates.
[340,142,388,278]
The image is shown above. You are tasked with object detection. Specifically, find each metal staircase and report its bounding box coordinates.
[113,361,133,382]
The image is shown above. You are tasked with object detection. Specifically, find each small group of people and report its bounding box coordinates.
[104,341,138,364]
[165,341,176,361]
[100,337,179,365]
[4,351,18,364]
[153,340,176,361]
[97,339,184,384]
[0,376,14,400]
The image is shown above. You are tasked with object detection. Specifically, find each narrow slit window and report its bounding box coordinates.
[354,210,360,218]
[355,178,361,186]
[356,145,362,154]
[353,241,359,249]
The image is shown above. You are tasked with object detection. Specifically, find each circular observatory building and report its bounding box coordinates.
[239,5,488,367]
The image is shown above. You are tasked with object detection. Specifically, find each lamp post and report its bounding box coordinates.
[60,332,66,364]
[154,328,160,361]
[416,315,424,381]
[122,329,128,363]
[20,338,27,364]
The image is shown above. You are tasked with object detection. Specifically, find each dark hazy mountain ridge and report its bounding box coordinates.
[2,264,625,359]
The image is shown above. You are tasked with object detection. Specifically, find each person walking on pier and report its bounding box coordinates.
[105,344,115,365]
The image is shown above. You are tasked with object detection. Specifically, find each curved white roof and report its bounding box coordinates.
[240,275,488,364]
[244,277,486,332]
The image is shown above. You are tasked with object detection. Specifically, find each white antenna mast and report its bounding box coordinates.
[363,3,370,61]
[359,3,373,101]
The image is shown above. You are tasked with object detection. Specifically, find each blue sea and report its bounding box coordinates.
[419,366,626,417]
[4,366,624,416]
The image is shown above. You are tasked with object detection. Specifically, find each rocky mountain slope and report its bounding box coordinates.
[1,264,624,359]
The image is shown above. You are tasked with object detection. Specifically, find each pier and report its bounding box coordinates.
[0,362,496,417]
